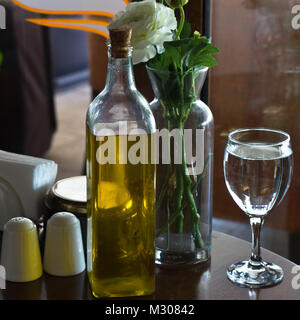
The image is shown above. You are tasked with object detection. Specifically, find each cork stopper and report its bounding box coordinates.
[108,26,132,58]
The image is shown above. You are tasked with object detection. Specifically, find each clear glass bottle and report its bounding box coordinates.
[86,27,156,298]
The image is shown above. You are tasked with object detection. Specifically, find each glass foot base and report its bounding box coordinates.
[227,260,283,288]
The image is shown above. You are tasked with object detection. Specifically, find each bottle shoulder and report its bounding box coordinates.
[192,100,214,123]
[87,89,156,135]
[150,98,214,129]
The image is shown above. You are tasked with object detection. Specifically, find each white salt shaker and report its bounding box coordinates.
[43,212,86,276]
[1,217,43,282]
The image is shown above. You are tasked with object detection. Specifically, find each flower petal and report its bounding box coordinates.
[109,0,177,64]
[133,44,157,65]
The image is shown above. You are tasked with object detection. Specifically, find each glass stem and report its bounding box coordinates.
[249,217,264,266]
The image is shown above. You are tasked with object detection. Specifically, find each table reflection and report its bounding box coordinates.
[1,278,43,300]
[248,288,260,300]
[44,271,88,300]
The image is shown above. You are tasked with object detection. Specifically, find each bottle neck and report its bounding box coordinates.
[104,47,136,92]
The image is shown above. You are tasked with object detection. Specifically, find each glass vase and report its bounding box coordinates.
[146,65,214,267]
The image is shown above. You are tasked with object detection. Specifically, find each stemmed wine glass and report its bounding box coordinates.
[223,128,293,287]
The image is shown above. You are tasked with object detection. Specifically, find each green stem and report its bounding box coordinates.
[156,171,171,211]
[155,68,206,249]
[183,172,204,249]
[180,155,210,213]
[173,118,203,247]
[174,164,184,233]
[191,154,210,194]
[175,6,185,41]
[155,113,173,211]
[156,210,183,238]
[179,114,204,249]
[167,196,170,249]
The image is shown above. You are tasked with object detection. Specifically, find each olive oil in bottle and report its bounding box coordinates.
[86,26,156,298]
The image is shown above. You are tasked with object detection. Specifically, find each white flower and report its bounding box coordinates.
[109,0,177,64]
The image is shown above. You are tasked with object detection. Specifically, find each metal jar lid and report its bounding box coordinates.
[44,176,87,215]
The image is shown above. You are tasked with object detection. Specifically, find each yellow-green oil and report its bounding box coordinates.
[86,127,155,298]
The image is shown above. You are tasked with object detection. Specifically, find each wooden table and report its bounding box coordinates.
[0,231,299,300]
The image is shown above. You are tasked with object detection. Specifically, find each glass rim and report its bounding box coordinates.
[145,64,208,75]
[228,128,291,147]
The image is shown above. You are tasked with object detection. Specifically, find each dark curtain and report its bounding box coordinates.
[0,1,55,156]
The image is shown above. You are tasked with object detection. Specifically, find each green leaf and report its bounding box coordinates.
[188,54,218,68]
[164,38,203,68]
[165,38,193,49]
[182,42,208,67]
[148,41,183,72]
[164,43,181,69]
[148,50,170,70]
[185,43,219,68]
[147,35,219,72]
